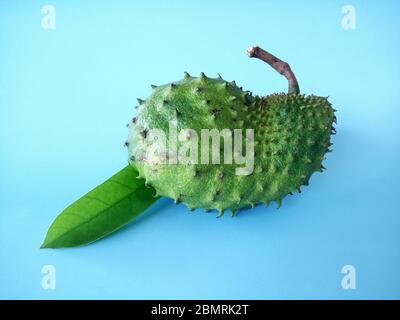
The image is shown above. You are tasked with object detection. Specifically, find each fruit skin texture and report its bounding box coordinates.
[126,73,335,215]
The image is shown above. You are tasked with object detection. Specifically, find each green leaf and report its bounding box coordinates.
[41,165,159,248]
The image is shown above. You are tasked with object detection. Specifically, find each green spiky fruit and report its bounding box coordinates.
[126,72,335,216]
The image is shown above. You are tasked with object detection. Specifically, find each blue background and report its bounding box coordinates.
[1,0,399,299]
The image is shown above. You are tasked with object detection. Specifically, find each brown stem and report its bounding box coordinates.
[247,46,300,94]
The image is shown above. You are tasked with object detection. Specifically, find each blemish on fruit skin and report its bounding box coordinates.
[140,129,148,139]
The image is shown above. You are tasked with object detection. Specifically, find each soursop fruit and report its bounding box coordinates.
[126,48,336,216]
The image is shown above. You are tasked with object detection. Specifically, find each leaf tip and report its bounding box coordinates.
[40,239,51,249]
